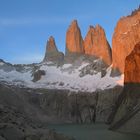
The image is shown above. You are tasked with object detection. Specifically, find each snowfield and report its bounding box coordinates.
[0,61,124,92]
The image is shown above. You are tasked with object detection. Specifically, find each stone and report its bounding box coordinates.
[84,25,112,66]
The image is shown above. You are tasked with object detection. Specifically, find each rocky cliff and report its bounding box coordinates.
[43,20,112,67]
[35,86,122,124]
[112,8,140,74]
[43,36,64,64]
[110,42,140,135]
[84,25,112,66]
[0,84,75,140]
[65,20,84,56]
[124,42,140,83]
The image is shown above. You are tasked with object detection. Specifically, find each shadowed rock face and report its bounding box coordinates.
[0,84,75,140]
[109,42,140,135]
[84,25,112,66]
[112,8,140,73]
[65,20,84,56]
[125,42,140,83]
[37,86,122,124]
[0,82,122,125]
[43,36,64,64]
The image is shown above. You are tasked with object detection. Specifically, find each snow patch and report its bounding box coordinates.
[0,62,4,66]
[0,63,123,92]
[62,64,72,69]
[116,74,124,86]
[33,64,123,92]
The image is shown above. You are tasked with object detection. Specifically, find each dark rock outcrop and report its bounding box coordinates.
[43,36,64,64]
[110,42,140,135]
[32,70,46,82]
[79,58,107,78]
[38,86,122,124]
[112,8,140,74]
[0,82,122,125]
[84,25,112,66]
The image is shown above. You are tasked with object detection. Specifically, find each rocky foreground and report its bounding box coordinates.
[0,82,123,140]
[0,83,75,140]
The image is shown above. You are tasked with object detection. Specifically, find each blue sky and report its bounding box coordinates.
[0,0,140,64]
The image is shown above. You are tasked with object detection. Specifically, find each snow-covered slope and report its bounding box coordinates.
[0,59,124,92]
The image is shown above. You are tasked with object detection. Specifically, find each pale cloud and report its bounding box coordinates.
[0,17,68,26]
[0,15,92,27]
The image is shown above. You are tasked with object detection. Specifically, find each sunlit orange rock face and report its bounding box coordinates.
[84,25,112,65]
[124,42,140,83]
[66,20,84,55]
[112,9,140,73]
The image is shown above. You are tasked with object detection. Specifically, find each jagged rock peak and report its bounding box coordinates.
[112,7,140,74]
[84,24,112,66]
[89,25,94,29]
[95,24,103,30]
[65,20,84,55]
[128,5,140,17]
[46,36,58,53]
[124,42,140,83]
[70,19,78,27]
[43,36,64,64]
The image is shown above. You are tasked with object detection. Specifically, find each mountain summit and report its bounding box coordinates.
[65,20,84,56]
[43,36,64,64]
[84,25,112,65]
